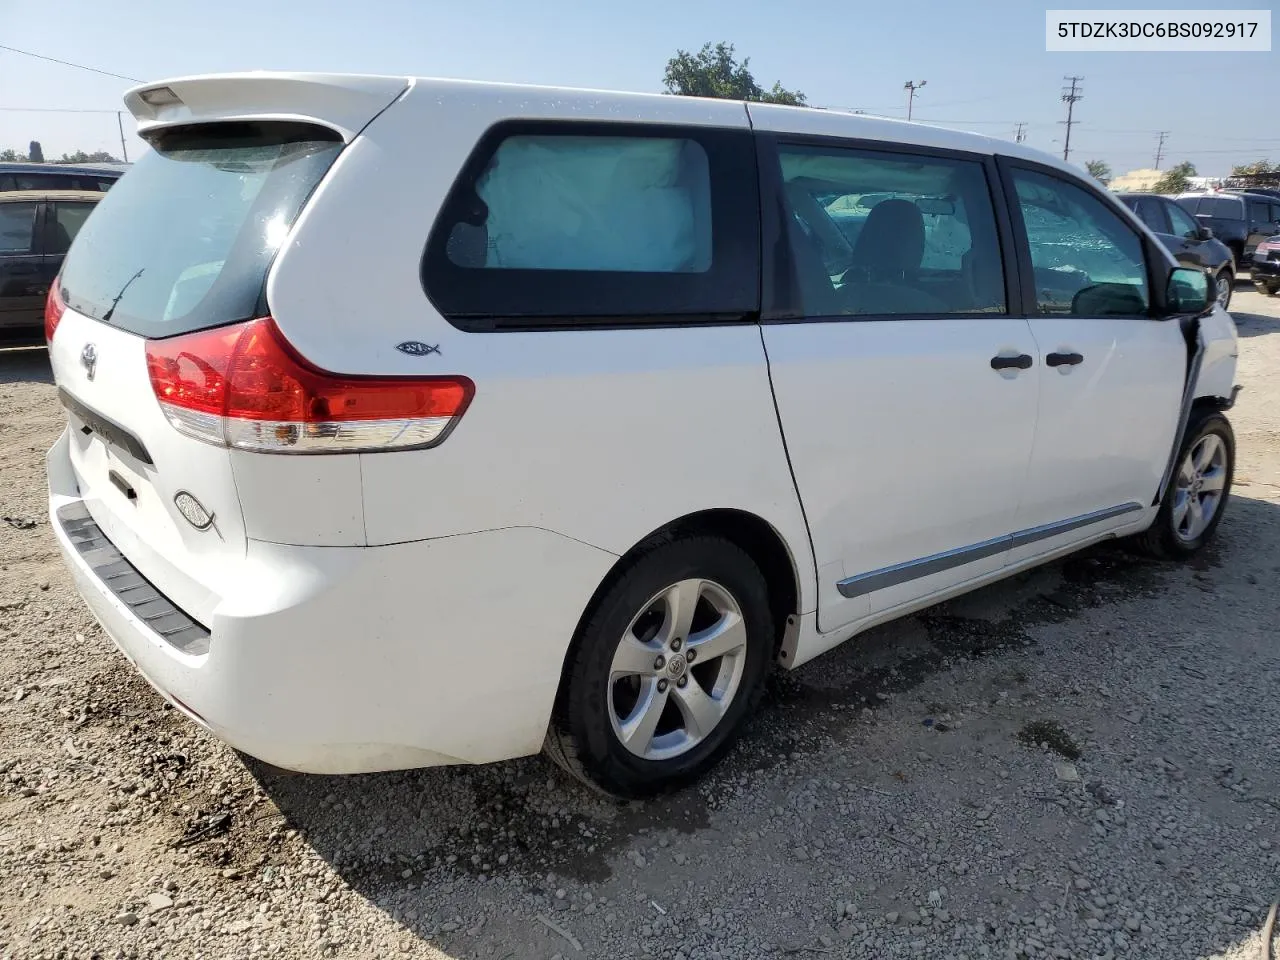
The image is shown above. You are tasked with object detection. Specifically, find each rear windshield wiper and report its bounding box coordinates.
[100,268,144,323]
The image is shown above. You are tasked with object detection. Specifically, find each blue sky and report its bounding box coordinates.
[2,0,1277,176]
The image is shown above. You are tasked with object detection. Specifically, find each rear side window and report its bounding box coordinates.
[423,122,760,329]
[1009,168,1149,317]
[47,201,97,255]
[774,144,1006,318]
[0,202,38,254]
[59,122,342,338]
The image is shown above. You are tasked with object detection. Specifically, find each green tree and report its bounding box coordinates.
[1153,161,1197,195]
[1231,159,1279,176]
[56,150,121,164]
[28,141,44,162]
[0,148,28,161]
[1085,160,1111,183]
[663,42,806,105]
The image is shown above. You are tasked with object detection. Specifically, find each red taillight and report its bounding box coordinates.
[44,280,66,343]
[145,318,473,454]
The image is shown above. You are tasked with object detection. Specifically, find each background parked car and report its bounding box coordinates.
[1252,235,1280,295]
[0,162,124,193]
[0,190,102,337]
[1175,191,1280,269]
[1118,192,1235,309]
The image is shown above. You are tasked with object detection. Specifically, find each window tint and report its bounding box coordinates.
[1010,168,1149,317]
[47,201,97,255]
[775,144,1006,317]
[423,124,759,327]
[1202,197,1244,219]
[0,202,38,254]
[1131,197,1169,234]
[1165,200,1200,239]
[1248,199,1270,224]
[60,122,342,338]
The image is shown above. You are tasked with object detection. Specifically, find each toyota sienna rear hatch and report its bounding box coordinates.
[48,118,349,627]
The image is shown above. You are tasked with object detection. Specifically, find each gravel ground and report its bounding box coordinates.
[2,282,1279,960]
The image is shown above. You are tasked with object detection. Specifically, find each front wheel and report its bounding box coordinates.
[1255,281,1279,297]
[1213,268,1233,311]
[545,536,774,798]
[1135,410,1234,559]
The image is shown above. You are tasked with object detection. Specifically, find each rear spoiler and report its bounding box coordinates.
[124,72,410,143]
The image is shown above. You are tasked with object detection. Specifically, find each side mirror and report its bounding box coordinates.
[1196,225,1214,241]
[1166,266,1211,315]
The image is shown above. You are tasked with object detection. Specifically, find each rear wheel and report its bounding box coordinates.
[545,536,773,797]
[1255,280,1279,297]
[1134,410,1234,559]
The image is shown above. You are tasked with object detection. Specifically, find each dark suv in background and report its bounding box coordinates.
[1175,191,1280,269]
[0,190,103,339]
[0,162,125,193]
[1119,192,1236,309]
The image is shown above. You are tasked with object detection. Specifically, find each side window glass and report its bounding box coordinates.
[1133,197,1168,233]
[424,126,760,326]
[0,202,38,254]
[1248,199,1270,224]
[1165,200,1200,239]
[1011,168,1149,317]
[48,202,96,255]
[13,173,60,190]
[775,144,1006,317]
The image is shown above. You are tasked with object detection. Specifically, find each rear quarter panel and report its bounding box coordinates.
[266,81,818,615]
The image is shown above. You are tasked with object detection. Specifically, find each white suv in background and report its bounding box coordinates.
[46,73,1239,797]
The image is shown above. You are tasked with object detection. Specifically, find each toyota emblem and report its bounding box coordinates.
[80,343,97,381]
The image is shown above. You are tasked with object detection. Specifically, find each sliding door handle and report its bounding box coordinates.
[1046,351,1084,367]
[990,353,1033,371]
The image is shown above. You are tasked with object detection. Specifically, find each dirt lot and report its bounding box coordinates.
[2,284,1279,960]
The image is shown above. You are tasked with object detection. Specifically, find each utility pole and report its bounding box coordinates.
[116,111,129,163]
[903,80,926,121]
[1059,76,1084,163]
[1154,131,1169,170]
[1014,122,1027,144]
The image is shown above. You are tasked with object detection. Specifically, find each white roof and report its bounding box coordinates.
[124,71,1070,174]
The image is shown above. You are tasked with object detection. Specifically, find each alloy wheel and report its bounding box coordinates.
[607,578,748,761]
[1172,433,1228,542]
[1215,273,1232,310]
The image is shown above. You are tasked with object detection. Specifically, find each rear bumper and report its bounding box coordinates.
[48,428,616,773]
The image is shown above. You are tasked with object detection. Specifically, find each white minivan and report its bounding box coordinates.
[46,73,1239,797]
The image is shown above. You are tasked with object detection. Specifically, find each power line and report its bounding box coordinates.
[0,106,119,114]
[1060,76,1084,163]
[1154,131,1169,169]
[0,44,141,84]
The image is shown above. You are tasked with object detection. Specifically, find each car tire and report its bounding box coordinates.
[545,535,774,798]
[1134,409,1234,560]
[1255,281,1279,297]
[1213,268,1233,311]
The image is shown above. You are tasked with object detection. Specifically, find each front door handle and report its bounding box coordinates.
[990,353,1033,371]
[1046,351,1084,367]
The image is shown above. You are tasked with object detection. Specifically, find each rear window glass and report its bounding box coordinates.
[1195,196,1243,219]
[59,122,341,338]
